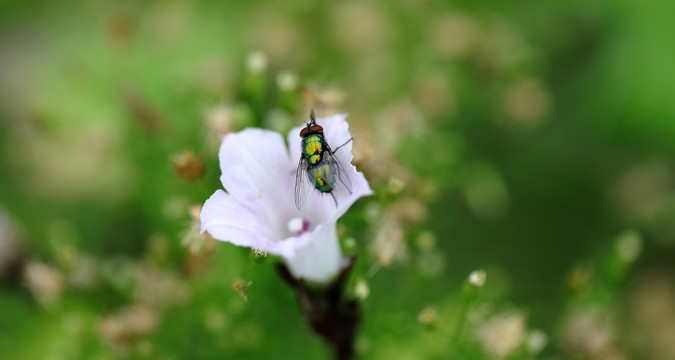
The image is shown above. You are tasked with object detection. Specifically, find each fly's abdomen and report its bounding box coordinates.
[308,162,336,193]
[302,135,324,165]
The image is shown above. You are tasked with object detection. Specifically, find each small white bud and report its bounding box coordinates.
[417,306,438,327]
[415,231,437,250]
[24,261,66,308]
[354,279,370,300]
[468,269,487,287]
[245,51,268,74]
[614,230,642,263]
[364,203,383,223]
[387,177,405,195]
[276,71,298,91]
[477,311,526,357]
[525,329,548,354]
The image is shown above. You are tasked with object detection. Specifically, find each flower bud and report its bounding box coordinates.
[468,269,487,288]
[171,150,204,182]
[417,306,438,328]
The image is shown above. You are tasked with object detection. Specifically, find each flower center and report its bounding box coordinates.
[287,216,311,236]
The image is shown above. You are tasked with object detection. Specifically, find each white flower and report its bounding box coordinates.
[468,269,487,287]
[24,261,66,308]
[354,279,370,300]
[276,71,298,91]
[201,114,372,283]
[525,329,548,354]
[245,51,268,74]
[476,311,527,358]
[614,230,642,263]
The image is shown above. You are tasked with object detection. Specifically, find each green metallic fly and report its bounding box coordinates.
[295,110,353,209]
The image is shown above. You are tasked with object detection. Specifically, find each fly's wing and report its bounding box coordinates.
[322,142,353,196]
[294,156,312,209]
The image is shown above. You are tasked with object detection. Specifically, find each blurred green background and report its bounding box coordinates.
[1,0,675,359]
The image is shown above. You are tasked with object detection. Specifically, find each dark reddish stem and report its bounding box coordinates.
[275,257,360,360]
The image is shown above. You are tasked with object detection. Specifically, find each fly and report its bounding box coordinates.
[295,110,353,209]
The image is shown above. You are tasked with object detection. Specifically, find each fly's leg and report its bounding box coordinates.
[333,137,354,195]
[330,192,338,208]
[333,138,353,153]
[338,177,353,195]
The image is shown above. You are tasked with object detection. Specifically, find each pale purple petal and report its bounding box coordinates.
[200,190,276,250]
[218,128,297,238]
[280,222,343,283]
[219,128,296,214]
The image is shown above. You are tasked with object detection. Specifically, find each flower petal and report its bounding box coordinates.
[220,128,295,207]
[200,189,277,251]
[202,190,344,283]
[277,222,344,283]
[218,128,297,237]
[287,114,373,223]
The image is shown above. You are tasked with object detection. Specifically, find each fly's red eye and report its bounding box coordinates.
[310,125,323,133]
[299,128,308,137]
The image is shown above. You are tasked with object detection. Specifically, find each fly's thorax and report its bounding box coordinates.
[307,162,336,193]
[302,134,325,165]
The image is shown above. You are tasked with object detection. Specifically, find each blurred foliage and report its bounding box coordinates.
[1,0,675,359]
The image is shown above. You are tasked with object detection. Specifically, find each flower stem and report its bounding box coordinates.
[276,257,360,360]
[451,283,478,346]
